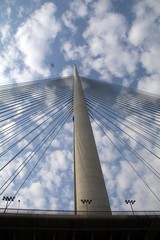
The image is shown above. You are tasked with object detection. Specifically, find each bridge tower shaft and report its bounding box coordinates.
[73,65,111,214]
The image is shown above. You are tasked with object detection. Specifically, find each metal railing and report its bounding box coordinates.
[0,208,160,217]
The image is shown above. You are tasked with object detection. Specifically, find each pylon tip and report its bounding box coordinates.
[74,65,79,78]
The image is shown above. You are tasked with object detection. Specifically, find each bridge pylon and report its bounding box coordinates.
[73,65,111,215]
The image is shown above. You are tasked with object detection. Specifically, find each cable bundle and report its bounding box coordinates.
[0,77,73,204]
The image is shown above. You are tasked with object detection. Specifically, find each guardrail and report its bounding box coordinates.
[0,208,160,216]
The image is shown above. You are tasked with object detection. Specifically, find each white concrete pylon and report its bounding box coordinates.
[73,65,111,215]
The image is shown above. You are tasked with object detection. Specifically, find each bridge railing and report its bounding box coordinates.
[0,208,160,217]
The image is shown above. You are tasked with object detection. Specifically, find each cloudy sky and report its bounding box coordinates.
[0,0,160,94]
[0,0,160,212]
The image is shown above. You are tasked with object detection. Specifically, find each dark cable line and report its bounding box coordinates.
[0,88,72,121]
[4,106,73,203]
[83,80,160,113]
[88,107,160,180]
[85,90,160,125]
[89,111,160,202]
[85,87,160,120]
[85,99,160,149]
[1,76,160,208]
[87,91,160,128]
[0,92,72,140]
[0,86,71,113]
[0,75,72,91]
[86,92,160,129]
[0,76,72,100]
[0,94,72,145]
[85,90,160,122]
[0,99,72,169]
[85,96,160,139]
[86,99,160,142]
[1,98,70,170]
[85,95,160,145]
[86,99,160,154]
[0,105,73,194]
[0,90,72,133]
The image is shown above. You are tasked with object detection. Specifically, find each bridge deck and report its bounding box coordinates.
[0,213,160,240]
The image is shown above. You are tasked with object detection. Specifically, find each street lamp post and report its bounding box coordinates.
[81,199,92,215]
[17,199,20,214]
[2,196,15,213]
[125,199,136,215]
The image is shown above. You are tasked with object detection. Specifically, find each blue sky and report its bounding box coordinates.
[0,0,160,93]
[0,0,160,212]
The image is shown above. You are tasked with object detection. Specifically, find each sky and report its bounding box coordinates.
[0,0,160,94]
[0,0,160,212]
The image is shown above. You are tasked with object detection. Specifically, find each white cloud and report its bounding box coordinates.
[49,150,69,171]
[132,0,160,19]
[0,2,61,86]
[6,7,12,19]
[48,196,58,210]
[60,0,160,96]
[70,1,88,18]
[10,67,34,83]
[82,12,138,79]
[91,0,112,17]
[51,139,60,148]
[128,0,160,50]
[62,10,77,33]
[61,1,139,81]
[140,47,160,75]
[128,20,151,46]
[17,182,46,209]
[83,13,127,42]
[17,6,25,18]
[128,0,160,95]
[15,2,61,77]
[0,24,11,43]
[62,0,91,32]
[61,65,73,77]
[61,41,87,61]
[138,74,160,95]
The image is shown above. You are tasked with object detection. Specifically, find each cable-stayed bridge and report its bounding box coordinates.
[0,69,160,239]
